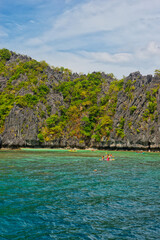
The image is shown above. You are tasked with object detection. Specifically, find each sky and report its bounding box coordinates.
[0,0,160,78]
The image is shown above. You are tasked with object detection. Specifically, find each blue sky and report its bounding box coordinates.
[0,0,160,78]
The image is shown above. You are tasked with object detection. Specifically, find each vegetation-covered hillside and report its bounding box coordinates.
[0,49,160,150]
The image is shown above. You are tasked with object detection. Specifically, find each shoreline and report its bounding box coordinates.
[0,147,159,153]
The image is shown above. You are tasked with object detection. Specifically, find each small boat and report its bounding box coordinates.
[68,149,77,152]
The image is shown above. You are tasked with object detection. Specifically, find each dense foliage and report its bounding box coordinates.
[39,73,124,143]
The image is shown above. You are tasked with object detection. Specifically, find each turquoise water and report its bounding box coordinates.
[0,150,160,240]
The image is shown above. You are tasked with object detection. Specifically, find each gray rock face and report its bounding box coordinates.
[2,105,39,147]
[108,72,160,150]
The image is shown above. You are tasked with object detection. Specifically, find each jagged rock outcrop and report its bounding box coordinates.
[0,49,160,150]
[2,105,39,147]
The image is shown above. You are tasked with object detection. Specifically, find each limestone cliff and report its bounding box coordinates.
[0,49,160,150]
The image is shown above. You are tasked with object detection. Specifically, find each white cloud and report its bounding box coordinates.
[136,41,160,60]
[81,51,132,63]
[36,0,160,43]
[27,37,43,46]
[29,20,35,24]
[147,41,160,55]
[40,0,128,41]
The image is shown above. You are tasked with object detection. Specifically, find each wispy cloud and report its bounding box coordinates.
[34,0,160,42]
[135,41,160,60]
[1,0,160,78]
[81,51,132,64]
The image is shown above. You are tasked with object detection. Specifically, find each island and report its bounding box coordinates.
[0,48,160,150]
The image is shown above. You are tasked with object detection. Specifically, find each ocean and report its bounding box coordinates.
[0,149,160,239]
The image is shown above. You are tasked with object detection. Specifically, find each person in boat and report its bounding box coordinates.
[105,154,109,161]
[106,156,110,161]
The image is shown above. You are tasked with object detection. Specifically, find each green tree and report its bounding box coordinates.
[0,49,11,60]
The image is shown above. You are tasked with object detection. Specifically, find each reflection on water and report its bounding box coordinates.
[0,150,160,239]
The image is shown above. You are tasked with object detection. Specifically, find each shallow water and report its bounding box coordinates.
[0,150,160,239]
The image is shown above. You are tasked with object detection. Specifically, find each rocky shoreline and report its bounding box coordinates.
[0,145,159,152]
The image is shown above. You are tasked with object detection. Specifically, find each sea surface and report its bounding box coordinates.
[0,149,160,240]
